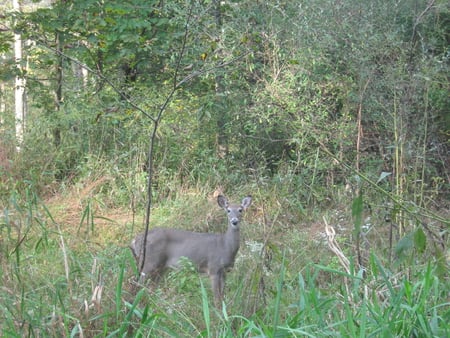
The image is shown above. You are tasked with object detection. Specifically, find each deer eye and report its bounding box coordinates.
[238,208,243,213]
[227,209,231,213]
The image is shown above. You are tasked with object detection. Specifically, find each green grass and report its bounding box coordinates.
[1,188,449,337]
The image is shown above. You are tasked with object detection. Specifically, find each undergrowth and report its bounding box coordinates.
[0,184,449,337]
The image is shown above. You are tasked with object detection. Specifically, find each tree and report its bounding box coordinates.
[13,0,25,150]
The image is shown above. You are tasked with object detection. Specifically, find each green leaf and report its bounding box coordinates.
[414,227,426,253]
[376,171,392,184]
[395,233,413,256]
[352,194,363,234]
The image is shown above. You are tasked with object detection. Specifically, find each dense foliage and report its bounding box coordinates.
[1,0,448,336]
[1,0,449,197]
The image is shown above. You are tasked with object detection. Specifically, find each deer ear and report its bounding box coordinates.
[217,195,228,208]
[241,196,252,209]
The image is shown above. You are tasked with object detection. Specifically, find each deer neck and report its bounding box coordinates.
[225,224,240,254]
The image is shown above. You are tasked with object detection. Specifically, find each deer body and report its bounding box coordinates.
[130,195,252,304]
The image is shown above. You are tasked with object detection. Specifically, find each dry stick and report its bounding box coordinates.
[323,217,354,304]
[356,78,371,172]
[56,222,70,293]
[323,217,350,274]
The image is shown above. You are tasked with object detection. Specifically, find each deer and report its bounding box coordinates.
[130,194,252,305]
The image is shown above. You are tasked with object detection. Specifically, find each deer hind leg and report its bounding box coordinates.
[210,269,226,306]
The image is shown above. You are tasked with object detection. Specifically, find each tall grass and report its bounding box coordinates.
[1,188,448,337]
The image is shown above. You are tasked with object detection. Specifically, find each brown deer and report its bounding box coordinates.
[130,195,252,305]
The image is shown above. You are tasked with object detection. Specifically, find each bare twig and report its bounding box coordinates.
[356,78,371,171]
[139,2,194,275]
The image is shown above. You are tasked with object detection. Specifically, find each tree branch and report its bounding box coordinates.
[36,42,157,122]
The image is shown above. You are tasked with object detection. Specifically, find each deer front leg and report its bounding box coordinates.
[210,269,225,306]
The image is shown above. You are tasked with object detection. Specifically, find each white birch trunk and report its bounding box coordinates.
[13,0,26,151]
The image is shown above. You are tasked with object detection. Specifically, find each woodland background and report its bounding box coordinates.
[0,0,449,337]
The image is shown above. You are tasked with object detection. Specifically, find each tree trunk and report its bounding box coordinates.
[213,0,228,158]
[13,0,26,151]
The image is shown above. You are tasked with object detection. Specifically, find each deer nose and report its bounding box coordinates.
[231,218,239,226]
